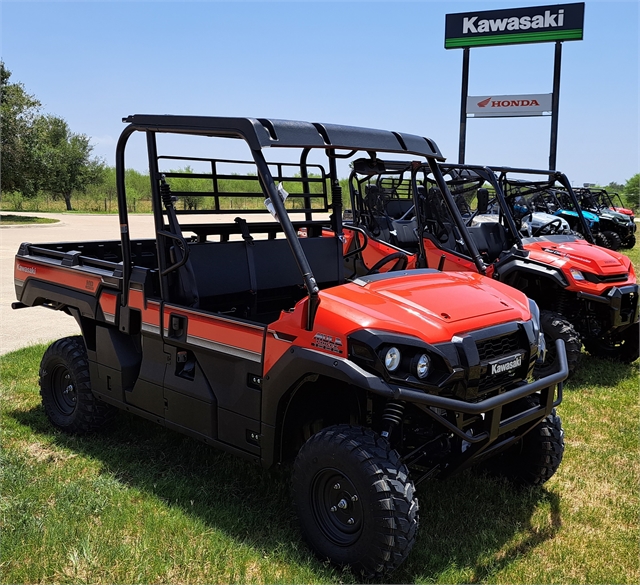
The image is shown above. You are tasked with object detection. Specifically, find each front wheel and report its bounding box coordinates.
[292,425,418,577]
[583,321,640,363]
[622,235,636,249]
[533,310,581,379]
[593,231,611,249]
[39,336,116,433]
[602,230,622,251]
[478,398,565,487]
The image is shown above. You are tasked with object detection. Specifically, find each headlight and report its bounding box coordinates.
[415,354,431,379]
[570,268,585,281]
[384,347,401,372]
[349,332,444,387]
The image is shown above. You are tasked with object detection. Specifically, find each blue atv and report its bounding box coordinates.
[574,188,637,250]
[531,189,612,249]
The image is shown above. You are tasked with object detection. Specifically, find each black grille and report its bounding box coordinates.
[583,272,629,284]
[478,370,518,393]
[475,332,521,361]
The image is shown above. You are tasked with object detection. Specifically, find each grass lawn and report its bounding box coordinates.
[0,214,59,225]
[1,244,638,584]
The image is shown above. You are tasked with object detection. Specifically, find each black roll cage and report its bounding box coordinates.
[347,159,492,274]
[417,163,596,247]
[115,115,444,328]
[347,160,598,275]
[487,166,596,244]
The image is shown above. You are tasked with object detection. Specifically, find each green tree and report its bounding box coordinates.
[605,181,624,193]
[0,62,41,197]
[623,173,639,210]
[33,115,105,210]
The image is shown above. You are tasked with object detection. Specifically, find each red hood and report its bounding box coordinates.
[310,271,531,345]
[611,206,634,216]
[524,238,633,277]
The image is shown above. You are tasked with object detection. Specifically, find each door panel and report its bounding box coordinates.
[161,304,266,449]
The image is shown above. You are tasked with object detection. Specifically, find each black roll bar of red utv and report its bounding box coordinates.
[434,163,527,250]
[489,166,596,245]
[419,159,488,275]
[116,115,446,327]
[115,124,135,308]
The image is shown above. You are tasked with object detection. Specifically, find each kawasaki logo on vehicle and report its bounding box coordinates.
[489,353,523,376]
[16,264,36,275]
[445,3,585,49]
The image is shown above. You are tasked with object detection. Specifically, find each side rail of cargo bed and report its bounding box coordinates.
[13,242,126,320]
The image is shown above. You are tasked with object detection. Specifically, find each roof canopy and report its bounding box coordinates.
[122,114,444,160]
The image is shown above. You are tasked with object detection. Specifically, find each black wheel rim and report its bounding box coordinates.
[310,468,363,547]
[51,364,77,415]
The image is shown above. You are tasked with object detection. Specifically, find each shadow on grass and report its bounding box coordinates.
[403,475,561,583]
[568,353,639,389]
[11,404,561,583]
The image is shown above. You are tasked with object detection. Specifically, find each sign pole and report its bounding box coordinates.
[549,41,563,170]
[445,3,583,170]
[459,47,470,164]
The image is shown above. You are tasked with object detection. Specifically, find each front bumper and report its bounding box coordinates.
[262,338,567,471]
[577,284,640,331]
[354,338,568,479]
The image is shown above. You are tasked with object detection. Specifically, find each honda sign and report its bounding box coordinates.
[467,94,553,118]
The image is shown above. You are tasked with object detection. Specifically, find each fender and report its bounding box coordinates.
[17,278,98,319]
[261,345,393,428]
[494,256,568,289]
[260,345,408,467]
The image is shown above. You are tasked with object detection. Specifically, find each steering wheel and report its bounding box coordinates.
[366,252,409,275]
[532,218,563,237]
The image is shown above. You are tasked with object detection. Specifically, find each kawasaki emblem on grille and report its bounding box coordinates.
[489,352,524,376]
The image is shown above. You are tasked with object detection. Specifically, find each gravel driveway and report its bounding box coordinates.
[1,213,156,355]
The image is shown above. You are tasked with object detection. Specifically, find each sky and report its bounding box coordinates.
[1,0,638,187]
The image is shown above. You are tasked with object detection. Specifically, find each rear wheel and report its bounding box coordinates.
[602,230,622,250]
[292,425,418,577]
[39,336,116,433]
[533,310,581,379]
[583,322,639,364]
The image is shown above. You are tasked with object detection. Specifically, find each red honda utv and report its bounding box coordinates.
[343,161,638,375]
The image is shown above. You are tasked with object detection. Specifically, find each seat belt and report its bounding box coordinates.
[235,217,257,316]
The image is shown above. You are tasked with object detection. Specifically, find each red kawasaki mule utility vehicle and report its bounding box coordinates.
[14,116,567,577]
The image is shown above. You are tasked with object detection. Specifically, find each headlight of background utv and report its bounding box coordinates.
[570,268,585,281]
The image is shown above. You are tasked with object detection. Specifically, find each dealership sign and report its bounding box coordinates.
[467,94,552,118]
[445,3,585,49]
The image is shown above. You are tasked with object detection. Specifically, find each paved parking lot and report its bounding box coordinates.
[3,211,638,356]
[0,213,156,355]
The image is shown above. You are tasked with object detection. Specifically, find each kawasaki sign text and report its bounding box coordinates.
[445,3,585,49]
